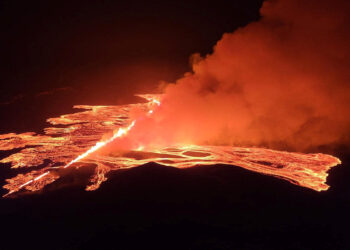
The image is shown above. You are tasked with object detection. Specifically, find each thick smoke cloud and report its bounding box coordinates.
[126,0,350,152]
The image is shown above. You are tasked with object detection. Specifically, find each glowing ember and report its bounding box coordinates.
[0,95,341,197]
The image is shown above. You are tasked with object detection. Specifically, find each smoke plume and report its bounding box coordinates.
[126,0,350,152]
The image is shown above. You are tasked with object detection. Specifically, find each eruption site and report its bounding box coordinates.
[140,0,350,151]
[0,0,348,196]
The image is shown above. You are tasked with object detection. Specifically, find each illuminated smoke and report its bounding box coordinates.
[129,0,350,151]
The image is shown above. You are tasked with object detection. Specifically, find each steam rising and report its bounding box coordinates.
[129,0,350,152]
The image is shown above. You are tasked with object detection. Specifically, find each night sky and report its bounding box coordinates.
[0,0,262,101]
[0,1,349,249]
[0,0,262,133]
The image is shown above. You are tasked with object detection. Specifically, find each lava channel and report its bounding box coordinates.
[0,94,341,196]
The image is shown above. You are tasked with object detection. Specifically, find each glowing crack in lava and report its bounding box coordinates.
[0,94,341,197]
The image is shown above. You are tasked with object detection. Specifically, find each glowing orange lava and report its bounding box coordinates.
[0,94,341,197]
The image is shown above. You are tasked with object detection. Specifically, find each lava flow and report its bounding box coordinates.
[0,94,341,197]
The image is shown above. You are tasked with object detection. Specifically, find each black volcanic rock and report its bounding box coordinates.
[0,158,349,249]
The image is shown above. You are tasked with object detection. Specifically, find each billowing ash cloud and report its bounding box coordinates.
[127,0,350,152]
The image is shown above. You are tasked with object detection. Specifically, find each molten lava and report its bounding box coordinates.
[0,94,341,197]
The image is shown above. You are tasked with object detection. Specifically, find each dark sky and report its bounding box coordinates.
[0,0,263,103]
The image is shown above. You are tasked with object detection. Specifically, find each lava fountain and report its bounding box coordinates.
[0,95,341,197]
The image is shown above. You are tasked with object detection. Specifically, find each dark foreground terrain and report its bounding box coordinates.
[0,152,349,249]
